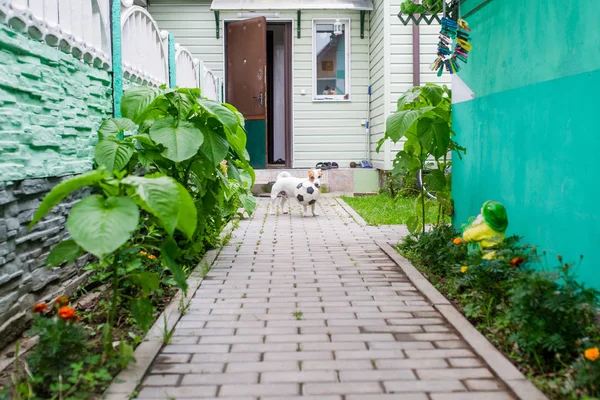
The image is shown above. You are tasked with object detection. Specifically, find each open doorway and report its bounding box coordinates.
[266,23,291,168]
[225,19,292,169]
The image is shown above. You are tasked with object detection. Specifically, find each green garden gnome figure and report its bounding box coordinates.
[461,201,508,260]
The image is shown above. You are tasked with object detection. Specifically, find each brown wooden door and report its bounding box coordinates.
[226,17,267,120]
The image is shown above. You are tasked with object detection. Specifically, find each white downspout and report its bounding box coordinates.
[365,11,371,162]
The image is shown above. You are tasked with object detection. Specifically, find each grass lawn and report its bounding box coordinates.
[341,194,447,226]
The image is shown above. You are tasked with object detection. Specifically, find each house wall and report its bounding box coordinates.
[386,4,452,170]
[452,0,600,288]
[368,0,387,170]
[367,0,452,171]
[149,0,371,168]
[0,24,111,347]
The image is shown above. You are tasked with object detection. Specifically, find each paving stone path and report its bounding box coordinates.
[137,197,516,400]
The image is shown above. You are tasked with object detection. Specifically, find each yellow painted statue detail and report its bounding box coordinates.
[461,201,508,260]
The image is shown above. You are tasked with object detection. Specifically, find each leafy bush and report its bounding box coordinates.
[398,224,467,276]
[397,225,600,398]
[13,86,258,398]
[377,84,465,234]
[508,259,599,368]
[26,299,86,397]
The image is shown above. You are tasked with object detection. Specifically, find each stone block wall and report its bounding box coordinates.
[0,25,112,348]
[0,178,93,348]
[0,24,112,180]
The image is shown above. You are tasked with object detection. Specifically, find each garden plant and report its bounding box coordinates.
[398,226,600,399]
[377,84,465,234]
[0,86,256,399]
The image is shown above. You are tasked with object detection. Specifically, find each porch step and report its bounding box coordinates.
[251,168,379,194]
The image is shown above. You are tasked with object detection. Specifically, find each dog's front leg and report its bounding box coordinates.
[311,204,318,217]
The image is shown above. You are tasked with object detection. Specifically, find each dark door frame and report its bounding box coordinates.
[265,22,293,169]
[224,19,293,169]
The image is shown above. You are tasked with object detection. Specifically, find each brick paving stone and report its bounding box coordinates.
[137,198,519,399]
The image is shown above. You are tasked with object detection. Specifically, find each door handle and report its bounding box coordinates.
[253,92,263,108]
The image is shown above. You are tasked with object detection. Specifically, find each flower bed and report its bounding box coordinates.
[0,86,255,399]
[397,225,600,399]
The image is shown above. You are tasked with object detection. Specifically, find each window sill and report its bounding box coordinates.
[312,97,352,103]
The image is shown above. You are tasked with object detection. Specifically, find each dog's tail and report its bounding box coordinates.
[277,171,292,179]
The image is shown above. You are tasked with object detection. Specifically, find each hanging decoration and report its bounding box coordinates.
[453,19,472,65]
[430,0,473,76]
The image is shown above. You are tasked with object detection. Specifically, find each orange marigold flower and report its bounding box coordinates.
[585,347,599,362]
[58,306,76,321]
[55,296,69,307]
[453,238,463,245]
[33,303,47,314]
[148,254,157,260]
[460,266,468,273]
[139,251,147,256]
[510,257,525,267]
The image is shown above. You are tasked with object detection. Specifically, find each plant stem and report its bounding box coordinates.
[420,148,425,235]
[104,252,120,359]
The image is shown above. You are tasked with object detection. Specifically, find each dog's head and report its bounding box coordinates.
[308,169,323,189]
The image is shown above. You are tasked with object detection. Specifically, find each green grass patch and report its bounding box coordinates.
[341,194,447,225]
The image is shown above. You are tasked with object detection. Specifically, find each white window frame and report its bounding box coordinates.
[312,18,351,102]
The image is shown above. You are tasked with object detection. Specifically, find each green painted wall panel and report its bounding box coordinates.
[453,67,600,288]
[459,0,600,98]
[246,120,266,169]
[0,26,112,181]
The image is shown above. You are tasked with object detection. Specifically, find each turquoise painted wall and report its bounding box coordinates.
[453,0,600,288]
[0,25,113,182]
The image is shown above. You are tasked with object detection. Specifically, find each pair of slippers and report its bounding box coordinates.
[315,162,339,170]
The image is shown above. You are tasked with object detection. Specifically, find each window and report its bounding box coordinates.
[313,19,350,101]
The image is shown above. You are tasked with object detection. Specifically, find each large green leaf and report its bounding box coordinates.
[95,138,134,172]
[30,169,107,229]
[160,237,188,293]
[385,107,435,143]
[239,193,257,216]
[424,169,447,192]
[396,89,421,111]
[166,91,195,120]
[46,240,83,267]
[197,99,239,135]
[132,272,160,297]
[226,126,248,159]
[223,103,245,128]
[200,129,230,167]
[406,216,421,235]
[121,86,162,123]
[122,176,180,236]
[417,117,450,159]
[98,118,137,139]
[150,117,204,162]
[130,298,153,332]
[420,85,445,107]
[174,182,197,240]
[67,196,140,258]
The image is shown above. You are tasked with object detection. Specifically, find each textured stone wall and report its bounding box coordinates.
[0,24,112,181]
[0,25,112,348]
[0,177,92,348]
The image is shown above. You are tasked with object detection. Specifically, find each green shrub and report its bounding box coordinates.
[398,224,467,276]
[508,258,599,369]
[26,300,86,397]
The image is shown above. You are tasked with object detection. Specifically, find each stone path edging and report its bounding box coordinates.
[335,197,367,226]
[377,241,548,400]
[103,220,238,400]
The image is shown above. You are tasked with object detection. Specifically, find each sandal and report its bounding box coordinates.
[331,162,339,169]
[316,162,332,170]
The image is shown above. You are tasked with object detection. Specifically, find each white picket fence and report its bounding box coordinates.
[0,0,222,97]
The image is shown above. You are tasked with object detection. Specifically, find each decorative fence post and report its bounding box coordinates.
[111,0,124,118]
[168,33,176,88]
